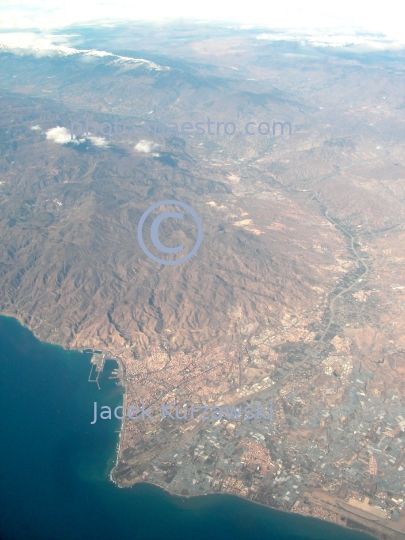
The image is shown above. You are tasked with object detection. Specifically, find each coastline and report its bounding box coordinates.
[109,475,379,540]
[0,310,129,482]
[0,312,390,540]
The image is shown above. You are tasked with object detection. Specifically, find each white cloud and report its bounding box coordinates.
[0,32,77,57]
[45,126,109,147]
[31,125,42,130]
[0,31,170,69]
[0,1,404,47]
[46,126,76,144]
[256,30,404,51]
[134,140,161,153]
[1,15,404,55]
[87,135,109,147]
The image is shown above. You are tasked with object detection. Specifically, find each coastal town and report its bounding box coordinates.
[102,188,405,540]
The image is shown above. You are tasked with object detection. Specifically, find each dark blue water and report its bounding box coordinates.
[0,315,377,540]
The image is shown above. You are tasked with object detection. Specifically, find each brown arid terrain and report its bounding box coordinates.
[1,25,405,540]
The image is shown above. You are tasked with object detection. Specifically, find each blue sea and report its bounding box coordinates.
[0,315,377,540]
